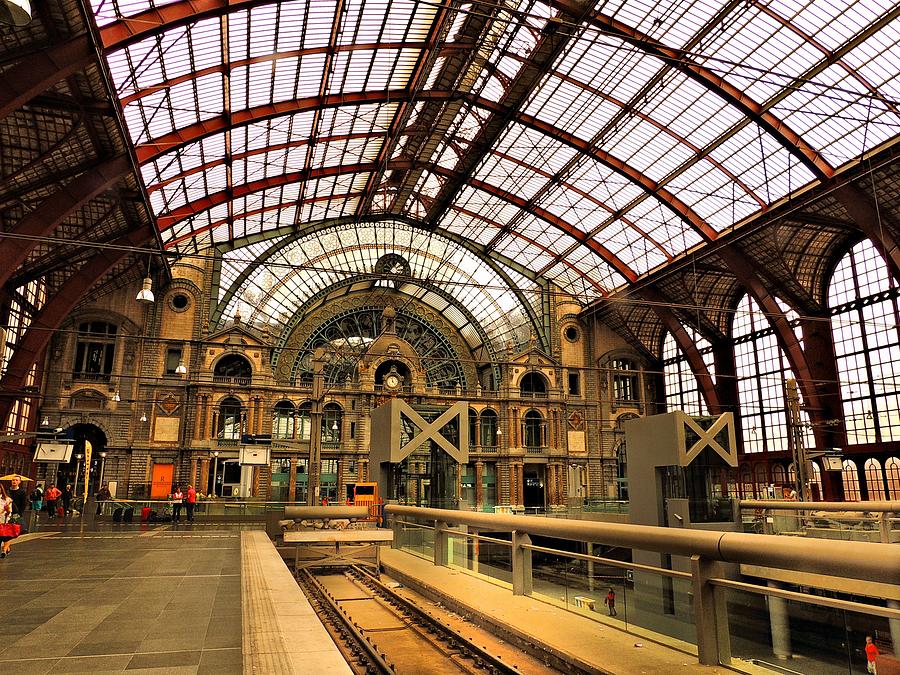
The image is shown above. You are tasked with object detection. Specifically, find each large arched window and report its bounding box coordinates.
[663,328,714,416]
[732,294,813,453]
[523,410,545,448]
[842,460,860,501]
[218,397,243,440]
[520,372,548,397]
[480,409,499,447]
[864,458,886,501]
[272,401,295,439]
[828,239,900,444]
[213,354,252,383]
[886,457,900,499]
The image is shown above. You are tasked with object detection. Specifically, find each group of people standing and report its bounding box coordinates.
[170,485,197,523]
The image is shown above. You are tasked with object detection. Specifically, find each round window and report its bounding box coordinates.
[564,325,579,342]
[170,293,190,311]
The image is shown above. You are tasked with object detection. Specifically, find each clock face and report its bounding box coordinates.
[385,374,400,389]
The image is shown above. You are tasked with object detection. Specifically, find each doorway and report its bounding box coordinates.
[523,466,546,509]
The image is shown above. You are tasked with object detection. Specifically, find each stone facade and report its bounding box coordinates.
[36,261,658,508]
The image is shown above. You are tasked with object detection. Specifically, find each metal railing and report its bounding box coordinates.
[385,504,900,671]
[739,499,900,543]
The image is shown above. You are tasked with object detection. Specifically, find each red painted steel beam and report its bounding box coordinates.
[134,89,446,164]
[356,0,453,217]
[553,0,835,180]
[0,36,95,120]
[639,286,721,413]
[136,89,719,245]
[0,233,153,425]
[458,175,638,283]
[146,132,382,192]
[834,185,900,282]
[0,156,131,289]
[155,157,637,283]
[717,246,825,422]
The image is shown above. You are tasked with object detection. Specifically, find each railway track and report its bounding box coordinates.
[297,565,564,674]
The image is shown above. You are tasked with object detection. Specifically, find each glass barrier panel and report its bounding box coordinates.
[720,585,896,674]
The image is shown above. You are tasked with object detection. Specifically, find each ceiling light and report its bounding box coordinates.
[0,0,32,26]
[136,256,155,303]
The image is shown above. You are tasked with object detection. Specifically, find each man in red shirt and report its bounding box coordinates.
[185,484,197,522]
[866,635,879,674]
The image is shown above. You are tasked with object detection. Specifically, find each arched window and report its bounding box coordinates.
[828,239,900,444]
[272,401,295,439]
[772,464,787,486]
[842,460,860,501]
[739,464,753,499]
[732,294,814,454]
[218,397,243,440]
[480,409,499,447]
[214,354,252,383]
[73,321,117,381]
[520,372,548,397]
[323,403,342,445]
[663,329,714,416]
[754,464,769,498]
[296,402,311,441]
[810,462,822,500]
[611,358,639,402]
[885,457,900,499]
[469,408,477,447]
[523,410,544,448]
[864,458,886,501]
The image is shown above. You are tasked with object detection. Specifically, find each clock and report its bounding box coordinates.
[384,373,401,390]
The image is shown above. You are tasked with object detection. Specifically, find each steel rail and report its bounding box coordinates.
[384,505,900,585]
[740,500,900,513]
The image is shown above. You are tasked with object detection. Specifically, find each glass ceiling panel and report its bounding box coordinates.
[94,0,900,298]
[217,222,539,350]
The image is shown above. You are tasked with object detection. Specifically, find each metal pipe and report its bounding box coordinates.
[741,499,900,513]
[384,505,900,585]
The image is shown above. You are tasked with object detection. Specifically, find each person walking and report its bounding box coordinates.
[62,484,73,515]
[30,483,43,512]
[604,588,617,617]
[7,475,27,520]
[865,635,880,674]
[171,486,184,523]
[185,484,197,522]
[45,484,61,518]
[0,484,21,557]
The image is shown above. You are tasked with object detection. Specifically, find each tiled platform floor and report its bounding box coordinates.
[0,521,247,674]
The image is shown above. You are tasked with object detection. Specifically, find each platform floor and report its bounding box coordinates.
[381,547,749,675]
[0,522,245,674]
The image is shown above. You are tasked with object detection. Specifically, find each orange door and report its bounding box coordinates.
[150,463,174,499]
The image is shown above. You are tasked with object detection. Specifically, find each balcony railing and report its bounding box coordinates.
[524,445,547,454]
[213,375,251,386]
[73,371,111,383]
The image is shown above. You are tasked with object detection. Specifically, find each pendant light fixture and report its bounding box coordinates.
[136,256,155,304]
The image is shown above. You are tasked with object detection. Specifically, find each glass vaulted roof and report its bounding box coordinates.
[92,0,900,303]
[215,221,540,351]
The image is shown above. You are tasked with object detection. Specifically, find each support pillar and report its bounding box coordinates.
[288,457,297,502]
[511,530,533,596]
[692,555,731,666]
[475,461,484,510]
[199,459,209,495]
[887,599,900,653]
[767,580,793,660]
[515,462,524,507]
[434,520,449,567]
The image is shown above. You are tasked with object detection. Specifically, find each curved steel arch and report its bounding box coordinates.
[208,216,550,350]
[135,89,720,245]
[269,276,503,387]
[157,156,639,282]
[559,0,836,180]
